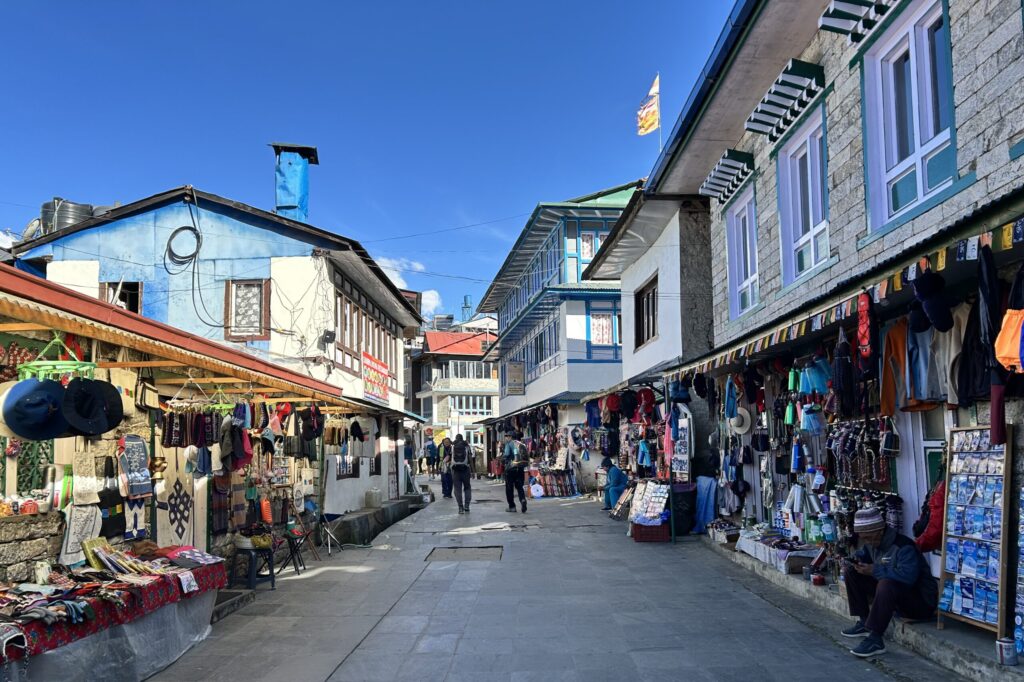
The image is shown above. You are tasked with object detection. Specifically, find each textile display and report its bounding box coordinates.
[123,499,147,540]
[153,438,207,550]
[9,562,226,659]
[70,446,100,506]
[59,505,102,566]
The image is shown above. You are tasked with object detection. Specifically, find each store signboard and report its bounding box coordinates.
[506,361,525,395]
[362,352,390,404]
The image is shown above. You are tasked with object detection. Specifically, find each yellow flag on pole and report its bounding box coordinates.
[637,74,660,136]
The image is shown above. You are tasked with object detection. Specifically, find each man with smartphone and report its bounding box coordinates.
[840,507,937,658]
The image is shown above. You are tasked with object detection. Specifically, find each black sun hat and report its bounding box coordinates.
[63,378,124,437]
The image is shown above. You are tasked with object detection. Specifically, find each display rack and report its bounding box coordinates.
[937,425,1010,638]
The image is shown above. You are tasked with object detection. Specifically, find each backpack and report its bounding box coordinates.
[507,440,528,470]
[451,441,470,469]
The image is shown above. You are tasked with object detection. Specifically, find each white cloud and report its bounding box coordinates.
[376,257,426,289]
[421,290,443,315]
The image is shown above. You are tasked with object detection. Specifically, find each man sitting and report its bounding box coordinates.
[601,456,627,510]
[841,507,937,658]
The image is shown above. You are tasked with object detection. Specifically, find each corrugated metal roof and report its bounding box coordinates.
[423,331,495,356]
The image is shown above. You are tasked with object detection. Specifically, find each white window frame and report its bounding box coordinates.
[778,106,829,285]
[863,0,954,230]
[726,186,759,318]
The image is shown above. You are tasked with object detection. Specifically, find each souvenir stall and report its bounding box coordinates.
[0,264,367,679]
[582,383,694,541]
[490,402,584,499]
[663,213,1024,641]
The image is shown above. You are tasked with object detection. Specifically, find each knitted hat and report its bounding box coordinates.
[853,506,886,534]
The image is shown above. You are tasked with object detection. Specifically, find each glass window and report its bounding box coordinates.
[226,280,269,340]
[591,313,613,345]
[778,106,829,284]
[864,0,954,227]
[634,277,658,347]
[580,233,595,260]
[726,188,758,318]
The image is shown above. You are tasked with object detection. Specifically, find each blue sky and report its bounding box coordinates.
[0,1,732,318]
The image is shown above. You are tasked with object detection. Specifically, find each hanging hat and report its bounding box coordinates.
[2,379,69,441]
[693,373,707,399]
[729,407,752,435]
[261,427,276,455]
[914,270,953,332]
[908,300,932,333]
[275,402,293,423]
[853,506,886,534]
[0,381,20,439]
[63,378,124,437]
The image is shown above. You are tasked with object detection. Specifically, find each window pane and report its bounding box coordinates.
[591,314,612,345]
[814,230,829,264]
[925,143,955,190]
[890,168,918,214]
[797,152,811,236]
[928,17,952,136]
[795,244,810,274]
[892,51,914,164]
[232,282,263,334]
[739,214,750,279]
[580,234,595,260]
[817,132,827,221]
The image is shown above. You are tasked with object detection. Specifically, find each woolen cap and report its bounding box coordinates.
[853,506,886,534]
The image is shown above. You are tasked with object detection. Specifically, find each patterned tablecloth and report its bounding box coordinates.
[14,562,226,657]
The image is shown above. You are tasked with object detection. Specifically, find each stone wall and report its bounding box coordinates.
[0,513,63,582]
[708,0,1024,348]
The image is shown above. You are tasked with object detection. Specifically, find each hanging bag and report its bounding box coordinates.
[879,417,900,457]
[995,261,1024,373]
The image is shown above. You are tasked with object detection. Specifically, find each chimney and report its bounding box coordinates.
[270,143,319,222]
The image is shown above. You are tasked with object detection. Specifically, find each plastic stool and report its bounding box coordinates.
[230,548,275,590]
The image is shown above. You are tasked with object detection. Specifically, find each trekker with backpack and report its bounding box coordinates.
[438,437,454,499]
[450,434,474,514]
[503,432,528,513]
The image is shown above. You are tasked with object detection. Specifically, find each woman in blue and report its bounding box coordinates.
[601,456,627,510]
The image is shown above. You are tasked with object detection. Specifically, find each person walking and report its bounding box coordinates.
[502,432,527,514]
[438,437,454,499]
[450,434,474,514]
[424,438,439,481]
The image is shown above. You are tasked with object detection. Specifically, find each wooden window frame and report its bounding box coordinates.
[634,274,659,349]
[224,279,271,342]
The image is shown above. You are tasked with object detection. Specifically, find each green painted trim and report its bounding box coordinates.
[1010,138,1024,161]
[856,171,977,248]
[768,85,834,161]
[848,0,915,68]
[775,255,839,300]
[859,63,872,230]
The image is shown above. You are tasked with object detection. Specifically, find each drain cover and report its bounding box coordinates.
[426,546,503,561]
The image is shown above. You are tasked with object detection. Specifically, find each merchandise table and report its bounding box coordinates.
[15,561,226,657]
[736,535,817,574]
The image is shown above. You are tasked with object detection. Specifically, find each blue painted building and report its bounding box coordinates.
[13,145,421,413]
[478,181,639,425]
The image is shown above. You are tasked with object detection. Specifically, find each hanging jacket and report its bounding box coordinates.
[957,301,990,405]
[914,480,946,553]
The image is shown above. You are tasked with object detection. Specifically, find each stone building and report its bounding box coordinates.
[653,0,1024,548]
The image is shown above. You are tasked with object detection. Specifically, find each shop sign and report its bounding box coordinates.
[506,361,525,395]
[362,352,389,404]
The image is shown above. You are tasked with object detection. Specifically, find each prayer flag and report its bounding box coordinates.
[637,75,660,136]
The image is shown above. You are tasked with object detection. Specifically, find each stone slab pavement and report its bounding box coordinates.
[151,479,963,682]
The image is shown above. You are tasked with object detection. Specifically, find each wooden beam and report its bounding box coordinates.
[0,294,348,407]
[96,360,185,369]
[159,376,249,385]
[0,323,51,332]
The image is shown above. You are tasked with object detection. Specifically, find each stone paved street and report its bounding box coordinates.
[153,481,961,682]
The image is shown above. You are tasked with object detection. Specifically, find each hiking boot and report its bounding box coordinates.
[520,501,527,513]
[464,505,470,513]
[458,507,465,514]
[841,620,870,638]
[506,507,517,513]
[850,635,886,658]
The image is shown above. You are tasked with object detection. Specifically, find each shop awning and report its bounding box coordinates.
[0,264,361,408]
[321,394,427,423]
[665,189,1024,379]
